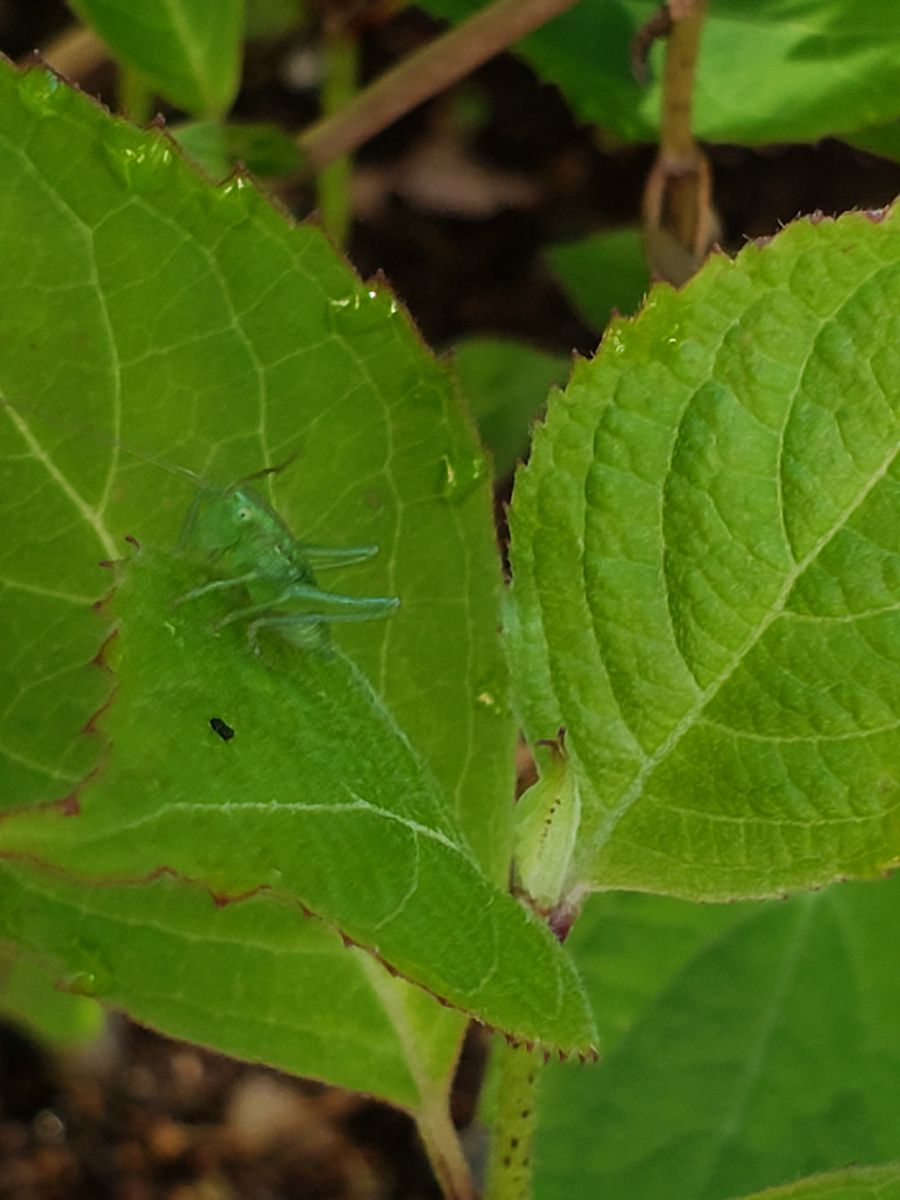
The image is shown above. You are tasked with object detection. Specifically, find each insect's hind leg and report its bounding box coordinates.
[246,604,397,651]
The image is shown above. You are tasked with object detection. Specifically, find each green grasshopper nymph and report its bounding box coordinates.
[1,399,399,651]
[173,470,399,650]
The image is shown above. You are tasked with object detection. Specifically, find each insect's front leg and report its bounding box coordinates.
[172,570,262,608]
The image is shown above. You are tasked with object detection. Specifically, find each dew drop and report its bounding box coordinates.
[19,68,60,111]
[327,288,392,335]
[104,137,174,193]
[438,450,487,503]
[474,675,508,717]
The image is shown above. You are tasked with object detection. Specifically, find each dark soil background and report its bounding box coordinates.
[2,1,900,1197]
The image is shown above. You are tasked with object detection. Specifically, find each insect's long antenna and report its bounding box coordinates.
[234,448,302,488]
[0,397,205,486]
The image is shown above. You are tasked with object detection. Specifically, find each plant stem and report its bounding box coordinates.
[118,65,154,125]
[317,23,360,247]
[660,0,707,169]
[418,1097,478,1200]
[483,1042,541,1200]
[299,0,583,170]
[642,0,717,283]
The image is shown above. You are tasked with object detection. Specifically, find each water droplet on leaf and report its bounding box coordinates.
[438,450,487,503]
[104,137,174,193]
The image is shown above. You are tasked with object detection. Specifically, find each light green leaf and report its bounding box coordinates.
[0,863,464,1111]
[0,61,593,1065]
[418,0,900,146]
[451,338,569,478]
[0,943,103,1046]
[533,877,900,1200]
[172,120,303,180]
[70,0,244,117]
[507,206,900,901]
[545,228,649,332]
[734,1165,900,1200]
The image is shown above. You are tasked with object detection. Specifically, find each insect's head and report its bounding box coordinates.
[185,485,270,558]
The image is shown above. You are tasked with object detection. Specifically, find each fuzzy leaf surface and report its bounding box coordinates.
[419,0,900,146]
[508,207,900,900]
[533,877,900,1200]
[70,0,244,116]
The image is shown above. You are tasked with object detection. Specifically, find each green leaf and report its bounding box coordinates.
[70,0,244,117]
[735,1165,900,1200]
[451,338,570,478]
[244,0,307,41]
[532,877,900,1200]
[545,228,649,332]
[172,120,303,180]
[0,56,509,878]
[0,547,594,1053]
[0,943,103,1046]
[507,206,900,901]
[0,62,593,1063]
[418,0,900,146]
[0,863,464,1111]
[843,122,900,165]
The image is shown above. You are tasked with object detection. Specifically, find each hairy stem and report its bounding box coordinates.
[299,0,583,170]
[483,1042,541,1200]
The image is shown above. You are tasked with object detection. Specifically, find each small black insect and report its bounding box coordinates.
[209,717,235,742]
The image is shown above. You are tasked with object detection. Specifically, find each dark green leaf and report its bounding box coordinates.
[545,228,649,332]
[533,878,900,1199]
[451,338,569,478]
[172,120,303,180]
[419,0,900,146]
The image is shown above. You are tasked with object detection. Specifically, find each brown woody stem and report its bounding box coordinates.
[642,0,716,283]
